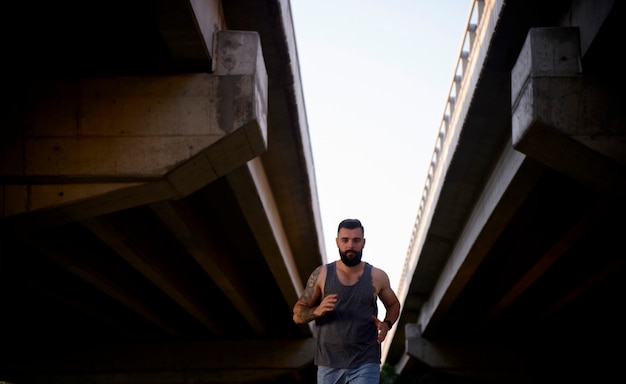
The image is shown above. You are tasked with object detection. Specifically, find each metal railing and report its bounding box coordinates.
[397,0,485,298]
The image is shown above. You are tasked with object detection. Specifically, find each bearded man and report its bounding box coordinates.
[293,218,401,384]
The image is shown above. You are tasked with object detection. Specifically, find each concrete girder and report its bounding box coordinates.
[0,31,268,224]
[511,27,626,195]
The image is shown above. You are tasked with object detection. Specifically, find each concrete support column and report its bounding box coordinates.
[511,27,626,195]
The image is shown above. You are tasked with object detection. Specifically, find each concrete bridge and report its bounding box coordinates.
[384,0,626,382]
[1,1,625,383]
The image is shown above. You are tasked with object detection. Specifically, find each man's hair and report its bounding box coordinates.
[337,219,364,235]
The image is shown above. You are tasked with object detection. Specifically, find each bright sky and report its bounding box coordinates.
[290,1,473,293]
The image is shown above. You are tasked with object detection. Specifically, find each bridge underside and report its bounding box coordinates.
[1,1,323,383]
[386,0,626,382]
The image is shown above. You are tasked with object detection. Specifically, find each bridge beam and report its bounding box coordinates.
[1,31,268,226]
[511,27,626,195]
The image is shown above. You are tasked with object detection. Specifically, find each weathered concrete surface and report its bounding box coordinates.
[0,31,268,220]
[511,27,626,194]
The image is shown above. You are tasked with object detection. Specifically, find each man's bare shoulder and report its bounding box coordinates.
[370,264,389,276]
[305,264,328,289]
[315,263,328,281]
[311,263,325,275]
[370,265,391,286]
[297,264,328,305]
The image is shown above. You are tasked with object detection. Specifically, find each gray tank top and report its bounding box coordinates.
[314,261,380,368]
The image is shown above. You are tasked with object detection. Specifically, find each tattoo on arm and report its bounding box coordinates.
[297,306,317,322]
[295,266,322,322]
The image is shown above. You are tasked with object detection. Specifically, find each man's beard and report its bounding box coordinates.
[339,250,362,267]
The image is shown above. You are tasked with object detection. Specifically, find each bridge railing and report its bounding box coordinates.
[397,0,485,299]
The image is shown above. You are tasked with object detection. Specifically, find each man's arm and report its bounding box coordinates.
[293,265,323,324]
[379,285,400,326]
[374,268,401,327]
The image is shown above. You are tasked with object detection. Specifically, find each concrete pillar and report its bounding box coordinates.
[511,27,626,195]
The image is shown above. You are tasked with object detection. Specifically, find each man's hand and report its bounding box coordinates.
[372,315,390,344]
[316,293,338,317]
[293,293,338,324]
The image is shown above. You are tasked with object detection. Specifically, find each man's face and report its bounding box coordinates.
[336,227,366,267]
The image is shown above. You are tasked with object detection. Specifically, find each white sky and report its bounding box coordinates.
[290,1,473,293]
